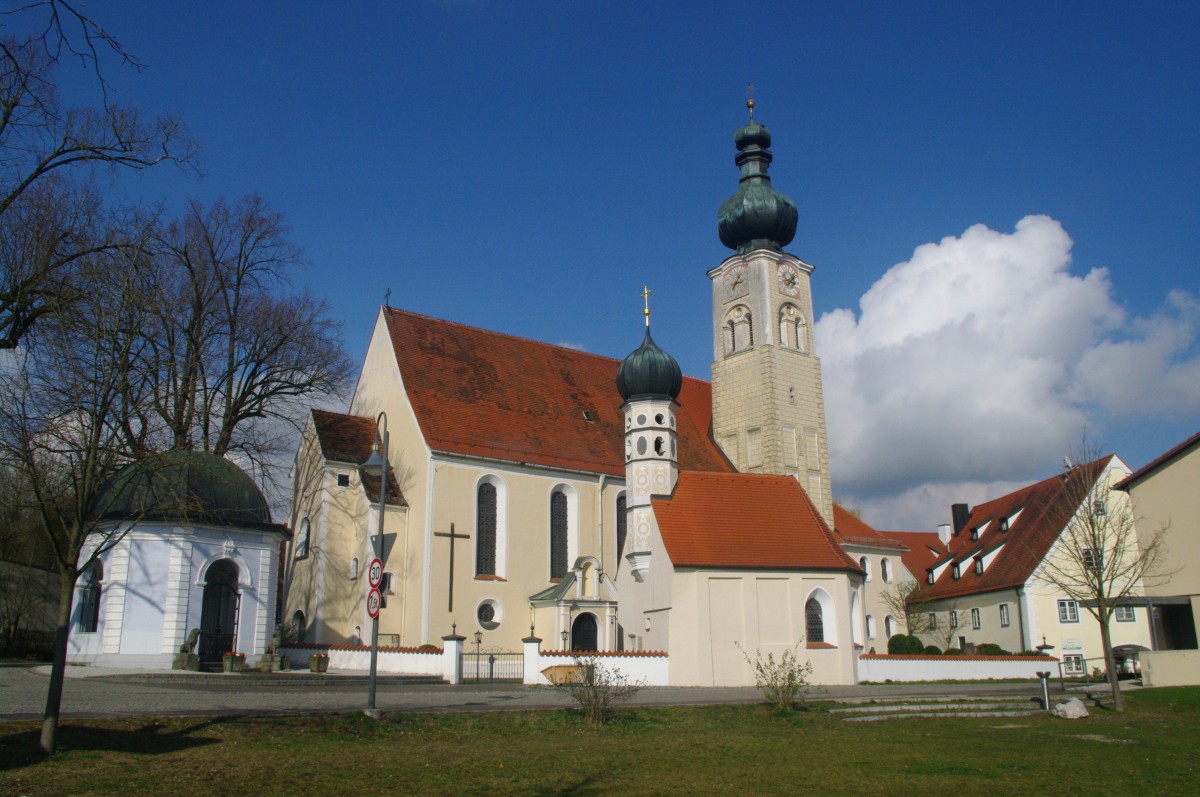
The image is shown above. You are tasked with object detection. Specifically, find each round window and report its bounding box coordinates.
[477,600,501,631]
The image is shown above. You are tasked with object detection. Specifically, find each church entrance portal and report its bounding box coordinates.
[571,612,598,652]
[199,559,240,662]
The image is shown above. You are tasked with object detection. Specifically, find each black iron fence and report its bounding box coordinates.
[461,651,523,682]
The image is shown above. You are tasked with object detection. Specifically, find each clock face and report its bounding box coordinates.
[722,264,749,297]
[777,264,801,298]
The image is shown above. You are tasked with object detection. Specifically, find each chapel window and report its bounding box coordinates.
[616,494,628,560]
[79,562,102,633]
[295,518,310,559]
[723,305,753,355]
[476,481,498,577]
[805,597,824,644]
[550,490,569,580]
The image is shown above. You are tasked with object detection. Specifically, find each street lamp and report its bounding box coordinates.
[359,412,389,716]
[561,629,569,651]
[474,630,482,681]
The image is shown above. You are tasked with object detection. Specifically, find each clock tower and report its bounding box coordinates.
[709,101,834,526]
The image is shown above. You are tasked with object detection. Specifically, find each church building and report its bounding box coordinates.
[284,103,891,685]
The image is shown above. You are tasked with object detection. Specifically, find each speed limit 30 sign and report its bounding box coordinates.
[367,557,383,589]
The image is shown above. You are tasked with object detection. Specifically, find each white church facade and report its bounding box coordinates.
[283,103,908,686]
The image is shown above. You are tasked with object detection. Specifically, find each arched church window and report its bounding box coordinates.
[723,305,754,355]
[476,481,497,576]
[550,489,569,580]
[885,615,895,639]
[805,597,824,644]
[616,493,627,560]
[860,556,871,582]
[778,304,808,352]
[881,557,891,583]
[865,614,876,640]
[79,561,102,633]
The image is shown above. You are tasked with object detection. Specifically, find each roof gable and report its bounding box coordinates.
[310,409,406,506]
[918,456,1112,601]
[833,504,907,550]
[1114,430,1200,491]
[652,472,860,571]
[382,307,734,476]
[879,531,946,578]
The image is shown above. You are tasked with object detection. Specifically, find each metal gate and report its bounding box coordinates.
[461,650,523,682]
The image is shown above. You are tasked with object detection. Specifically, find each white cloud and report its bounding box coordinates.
[817,215,1200,528]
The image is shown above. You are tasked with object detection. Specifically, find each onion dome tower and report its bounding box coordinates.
[717,100,799,255]
[617,288,680,581]
[707,100,835,527]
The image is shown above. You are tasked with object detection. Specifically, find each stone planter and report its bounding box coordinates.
[222,654,246,673]
[308,654,329,673]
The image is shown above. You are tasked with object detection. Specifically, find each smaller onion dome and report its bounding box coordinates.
[717,99,799,255]
[616,327,683,401]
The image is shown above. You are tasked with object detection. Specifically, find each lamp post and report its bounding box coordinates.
[474,630,482,681]
[561,629,569,651]
[359,412,389,716]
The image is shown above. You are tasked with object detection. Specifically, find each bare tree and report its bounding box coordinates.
[1,4,192,349]
[132,196,353,464]
[882,578,938,638]
[1033,441,1174,711]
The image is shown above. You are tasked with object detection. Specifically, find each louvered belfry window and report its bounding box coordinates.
[616,495,628,559]
[550,491,568,579]
[476,482,497,576]
[805,597,824,643]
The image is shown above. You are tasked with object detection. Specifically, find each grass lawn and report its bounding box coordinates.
[3,688,1198,796]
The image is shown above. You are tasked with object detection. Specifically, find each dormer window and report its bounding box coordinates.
[952,563,961,580]
[970,527,979,541]
[582,410,595,422]
[974,558,984,575]
[927,570,935,585]
[999,518,1009,532]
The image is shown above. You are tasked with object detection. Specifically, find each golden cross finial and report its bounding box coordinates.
[642,285,651,328]
[746,83,756,120]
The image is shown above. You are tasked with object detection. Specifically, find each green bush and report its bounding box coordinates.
[887,634,924,654]
[740,645,814,711]
[942,647,963,655]
[976,643,1011,656]
[923,645,942,655]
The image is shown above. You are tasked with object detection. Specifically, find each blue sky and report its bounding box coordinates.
[15,1,1198,528]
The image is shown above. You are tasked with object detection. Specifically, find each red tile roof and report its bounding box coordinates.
[652,472,861,571]
[382,307,735,476]
[879,531,946,580]
[1114,430,1200,491]
[918,457,1113,601]
[833,504,907,550]
[310,409,407,506]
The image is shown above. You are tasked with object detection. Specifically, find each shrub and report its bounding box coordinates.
[942,647,963,655]
[741,644,814,711]
[923,645,942,655]
[887,634,924,654]
[1018,650,1042,657]
[976,643,1011,656]
[554,657,643,726]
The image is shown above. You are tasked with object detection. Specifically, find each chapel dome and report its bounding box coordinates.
[93,449,274,527]
[717,100,799,255]
[616,328,683,401]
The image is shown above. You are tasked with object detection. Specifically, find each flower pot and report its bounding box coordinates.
[222,655,246,673]
[308,655,329,673]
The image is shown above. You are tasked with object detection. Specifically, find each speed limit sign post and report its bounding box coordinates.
[367,588,381,619]
[367,558,383,589]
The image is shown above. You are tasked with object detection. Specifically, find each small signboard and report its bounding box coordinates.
[367,558,384,589]
[367,588,381,619]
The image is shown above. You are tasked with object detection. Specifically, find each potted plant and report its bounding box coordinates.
[222,651,246,673]
[308,652,330,673]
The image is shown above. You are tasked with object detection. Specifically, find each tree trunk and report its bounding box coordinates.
[1098,614,1123,712]
[39,571,77,754]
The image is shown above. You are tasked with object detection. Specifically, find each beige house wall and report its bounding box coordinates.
[844,543,909,648]
[915,588,1026,652]
[1125,442,1200,597]
[667,568,857,686]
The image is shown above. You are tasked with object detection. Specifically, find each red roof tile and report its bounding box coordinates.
[1114,430,1200,491]
[652,472,861,571]
[879,531,946,579]
[918,457,1113,601]
[833,504,907,549]
[382,307,734,476]
[310,409,407,506]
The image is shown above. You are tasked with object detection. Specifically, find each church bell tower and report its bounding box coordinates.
[709,100,834,526]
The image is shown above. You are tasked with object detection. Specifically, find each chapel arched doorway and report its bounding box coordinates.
[199,559,240,662]
[571,612,598,652]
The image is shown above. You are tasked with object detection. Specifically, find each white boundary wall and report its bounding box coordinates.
[857,654,1058,682]
[280,645,444,676]
[522,638,669,685]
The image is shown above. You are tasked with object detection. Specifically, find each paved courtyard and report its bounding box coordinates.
[0,661,1059,722]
